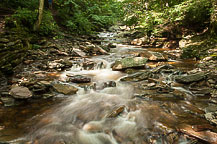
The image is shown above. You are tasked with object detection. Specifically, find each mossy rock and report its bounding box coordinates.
[112,57,148,71]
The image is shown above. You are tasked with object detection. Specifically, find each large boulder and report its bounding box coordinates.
[112,57,148,71]
[175,72,206,83]
[9,86,32,99]
[52,83,78,95]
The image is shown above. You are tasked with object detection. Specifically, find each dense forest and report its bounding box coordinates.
[0,0,217,144]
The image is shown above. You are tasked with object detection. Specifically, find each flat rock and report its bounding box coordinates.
[175,72,205,83]
[112,57,148,70]
[72,48,86,57]
[9,86,32,99]
[52,83,78,95]
[121,71,151,82]
[177,124,217,144]
[67,75,91,83]
[204,112,217,125]
[106,105,125,118]
[139,50,167,61]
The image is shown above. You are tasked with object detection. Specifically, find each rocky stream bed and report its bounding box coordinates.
[0,26,217,144]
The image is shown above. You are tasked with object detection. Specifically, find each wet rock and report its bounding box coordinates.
[210,97,217,104]
[192,124,216,132]
[42,93,55,99]
[103,81,116,88]
[211,90,217,98]
[121,71,151,82]
[47,61,64,69]
[124,68,141,74]
[82,60,96,70]
[147,83,156,87]
[94,45,109,55]
[67,75,91,83]
[208,79,216,85]
[9,86,32,99]
[80,44,108,55]
[175,72,206,84]
[112,57,148,70]
[72,48,86,57]
[83,82,97,91]
[152,93,184,101]
[151,64,174,73]
[38,81,52,86]
[204,112,217,125]
[108,43,116,48]
[190,87,212,97]
[206,105,217,113]
[0,97,15,107]
[139,51,167,61]
[106,105,125,118]
[30,81,52,95]
[177,124,217,144]
[131,37,148,46]
[52,83,78,95]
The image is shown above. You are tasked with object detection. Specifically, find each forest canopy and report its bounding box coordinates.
[1,0,216,37]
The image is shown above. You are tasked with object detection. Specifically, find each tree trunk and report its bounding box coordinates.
[34,0,44,31]
[210,0,217,36]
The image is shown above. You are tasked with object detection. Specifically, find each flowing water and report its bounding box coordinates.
[0,31,214,144]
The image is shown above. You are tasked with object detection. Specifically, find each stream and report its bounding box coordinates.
[0,30,216,144]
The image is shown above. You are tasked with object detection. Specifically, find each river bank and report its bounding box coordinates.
[0,25,217,143]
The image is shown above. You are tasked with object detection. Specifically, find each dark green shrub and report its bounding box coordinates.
[1,0,38,9]
[5,8,37,31]
[56,0,123,34]
[169,0,212,28]
[6,8,57,36]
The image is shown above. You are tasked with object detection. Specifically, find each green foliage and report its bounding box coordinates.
[140,11,165,35]
[39,11,58,35]
[57,0,123,34]
[5,8,37,31]
[6,8,57,36]
[169,0,212,27]
[1,0,39,9]
[123,0,212,36]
